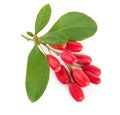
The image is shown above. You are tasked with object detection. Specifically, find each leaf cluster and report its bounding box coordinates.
[25,4,97,102]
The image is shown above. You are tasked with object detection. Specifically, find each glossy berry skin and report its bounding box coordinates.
[83,65,101,77]
[69,82,84,102]
[46,55,61,72]
[60,52,78,65]
[50,44,66,50]
[83,70,101,84]
[75,54,92,65]
[72,69,90,87]
[55,65,70,84]
[65,41,83,52]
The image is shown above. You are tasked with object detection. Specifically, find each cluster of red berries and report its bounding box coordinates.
[46,41,101,102]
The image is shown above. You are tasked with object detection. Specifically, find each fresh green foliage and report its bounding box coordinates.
[26,46,50,102]
[27,31,33,37]
[35,4,51,34]
[49,12,97,41]
[22,4,98,102]
[41,32,67,45]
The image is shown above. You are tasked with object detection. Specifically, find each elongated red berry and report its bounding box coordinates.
[55,65,70,84]
[65,41,83,52]
[83,70,101,84]
[72,69,90,87]
[60,52,78,65]
[75,54,92,65]
[83,65,101,77]
[50,44,66,50]
[69,82,84,102]
[46,54,61,72]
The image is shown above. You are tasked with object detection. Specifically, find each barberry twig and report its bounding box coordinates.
[21,34,34,41]
[39,44,46,55]
[42,43,60,56]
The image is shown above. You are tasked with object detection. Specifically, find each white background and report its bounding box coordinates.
[0,0,120,114]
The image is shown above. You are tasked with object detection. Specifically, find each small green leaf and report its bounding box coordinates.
[35,4,51,34]
[49,12,97,41]
[27,31,33,37]
[26,46,50,102]
[40,32,67,45]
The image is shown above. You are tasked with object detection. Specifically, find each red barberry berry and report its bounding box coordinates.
[46,54,61,72]
[83,70,101,84]
[50,43,66,50]
[72,69,90,87]
[60,51,78,65]
[55,65,70,84]
[75,54,92,65]
[69,82,84,102]
[83,64,101,77]
[65,41,83,52]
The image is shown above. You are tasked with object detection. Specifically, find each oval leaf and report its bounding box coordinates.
[27,31,33,37]
[49,12,97,41]
[35,4,51,34]
[40,32,67,45]
[26,46,50,102]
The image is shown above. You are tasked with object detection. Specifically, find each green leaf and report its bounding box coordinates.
[35,4,51,34]
[49,12,97,41]
[40,32,67,45]
[27,31,33,37]
[26,46,50,102]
